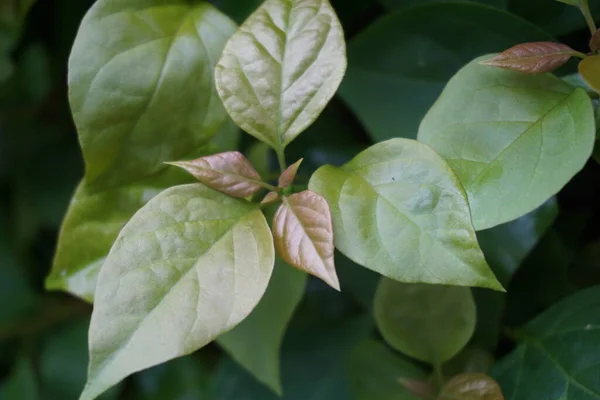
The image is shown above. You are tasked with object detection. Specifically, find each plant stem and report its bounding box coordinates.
[276,147,287,174]
[580,0,597,35]
[256,181,278,192]
[572,50,589,59]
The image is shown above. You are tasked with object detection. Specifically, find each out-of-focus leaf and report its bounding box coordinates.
[481,42,577,73]
[309,139,501,290]
[492,286,600,399]
[579,55,600,93]
[379,0,507,9]
[510,0,600,36]
[168,152,264,198]
[69,0,237,188]
[590,28,600,52]
[348,339,428,400]
[443,348,495,377]
[39,318,121,400]
[131,356,209,400]
[336,251,379,310]
[438,373,504,400]
[0,359,38,400]
[273,191,339,290]
[215,0,346,149]
[211,315,372,400]
[218,258,307,395]
[419,57,595,230]
[339,2,552,142]
[374,279,477,365]
[81,184,274,400]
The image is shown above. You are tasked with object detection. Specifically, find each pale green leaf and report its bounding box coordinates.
[374,279,476,364]
[348,339,428,400]
[492,285,600,399]
[215,0,346,150]
[309,138,501,290]
[80,184,275,400]
[69,0,236,188]
[46,168,192,302]
[418,57,595,230]
[217,258,307,395]
[338,2,552,142]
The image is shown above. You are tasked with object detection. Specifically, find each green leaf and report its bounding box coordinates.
[131,356,209,400]
[39,318,121,400]
[80,184,275,400]
[46,167,192,302]
[217,258,307,395]
[309,138,501,290]
[379,0,506,9]
[69,0,236,188]
[0,359,38,400]
[418,57,595,231]
[348,339,428,400]
[211,315,372,400]
[374,278,477,365]
[338,2,553,142]
[212,0,264,24]
[511,0,600,36]
[492,286,600,399]
[215,0,346,150]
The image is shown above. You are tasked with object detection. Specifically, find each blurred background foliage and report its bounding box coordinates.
[1,0,599,398]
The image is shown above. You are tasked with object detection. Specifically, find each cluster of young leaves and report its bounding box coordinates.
[35,0,600,399]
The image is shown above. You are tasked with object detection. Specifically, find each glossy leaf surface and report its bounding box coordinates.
[480,42,576,74]
[348,339,428,400]
[374,279,476,364]
[579,55,600,93]
[309,139,501,290]
[215,0,346,149]
[217,258,307,395]
[273,190,339,290]
[81,184,275,400]
[69,0,236,188]
[492,285,600,399]
[438,373,504,400]
[419,57,595,230]
[338,2,552,142]
[168,151,263,198]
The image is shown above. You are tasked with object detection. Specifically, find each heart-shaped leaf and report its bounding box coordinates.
[419,56,595,230]
[80,184,275,400]
[168,151,265,198]
[278,159,303,188]
[69,0,236,188]
[374,278,477,365]
[217,258,307,395]
[309,138,501,290]
[579,55,600,92]
[438,373,503,400]
[492,285,600,399]
[480,42,578,74]
[273,190,339,290]
[215,0,346,150]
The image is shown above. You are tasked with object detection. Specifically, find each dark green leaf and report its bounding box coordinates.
[69,0,236,188]
[374,279,476,364]
[339,2,552,142]
[379,0,507,9]
[492,286,600,399]
[217,258,307,395]
[0,359,38,400]
[81,184,275,400]
[419,57,595,230]
[215,0,346,150]
[348,339,428,400]
[510,0,600,36]
[309,138,501,290]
